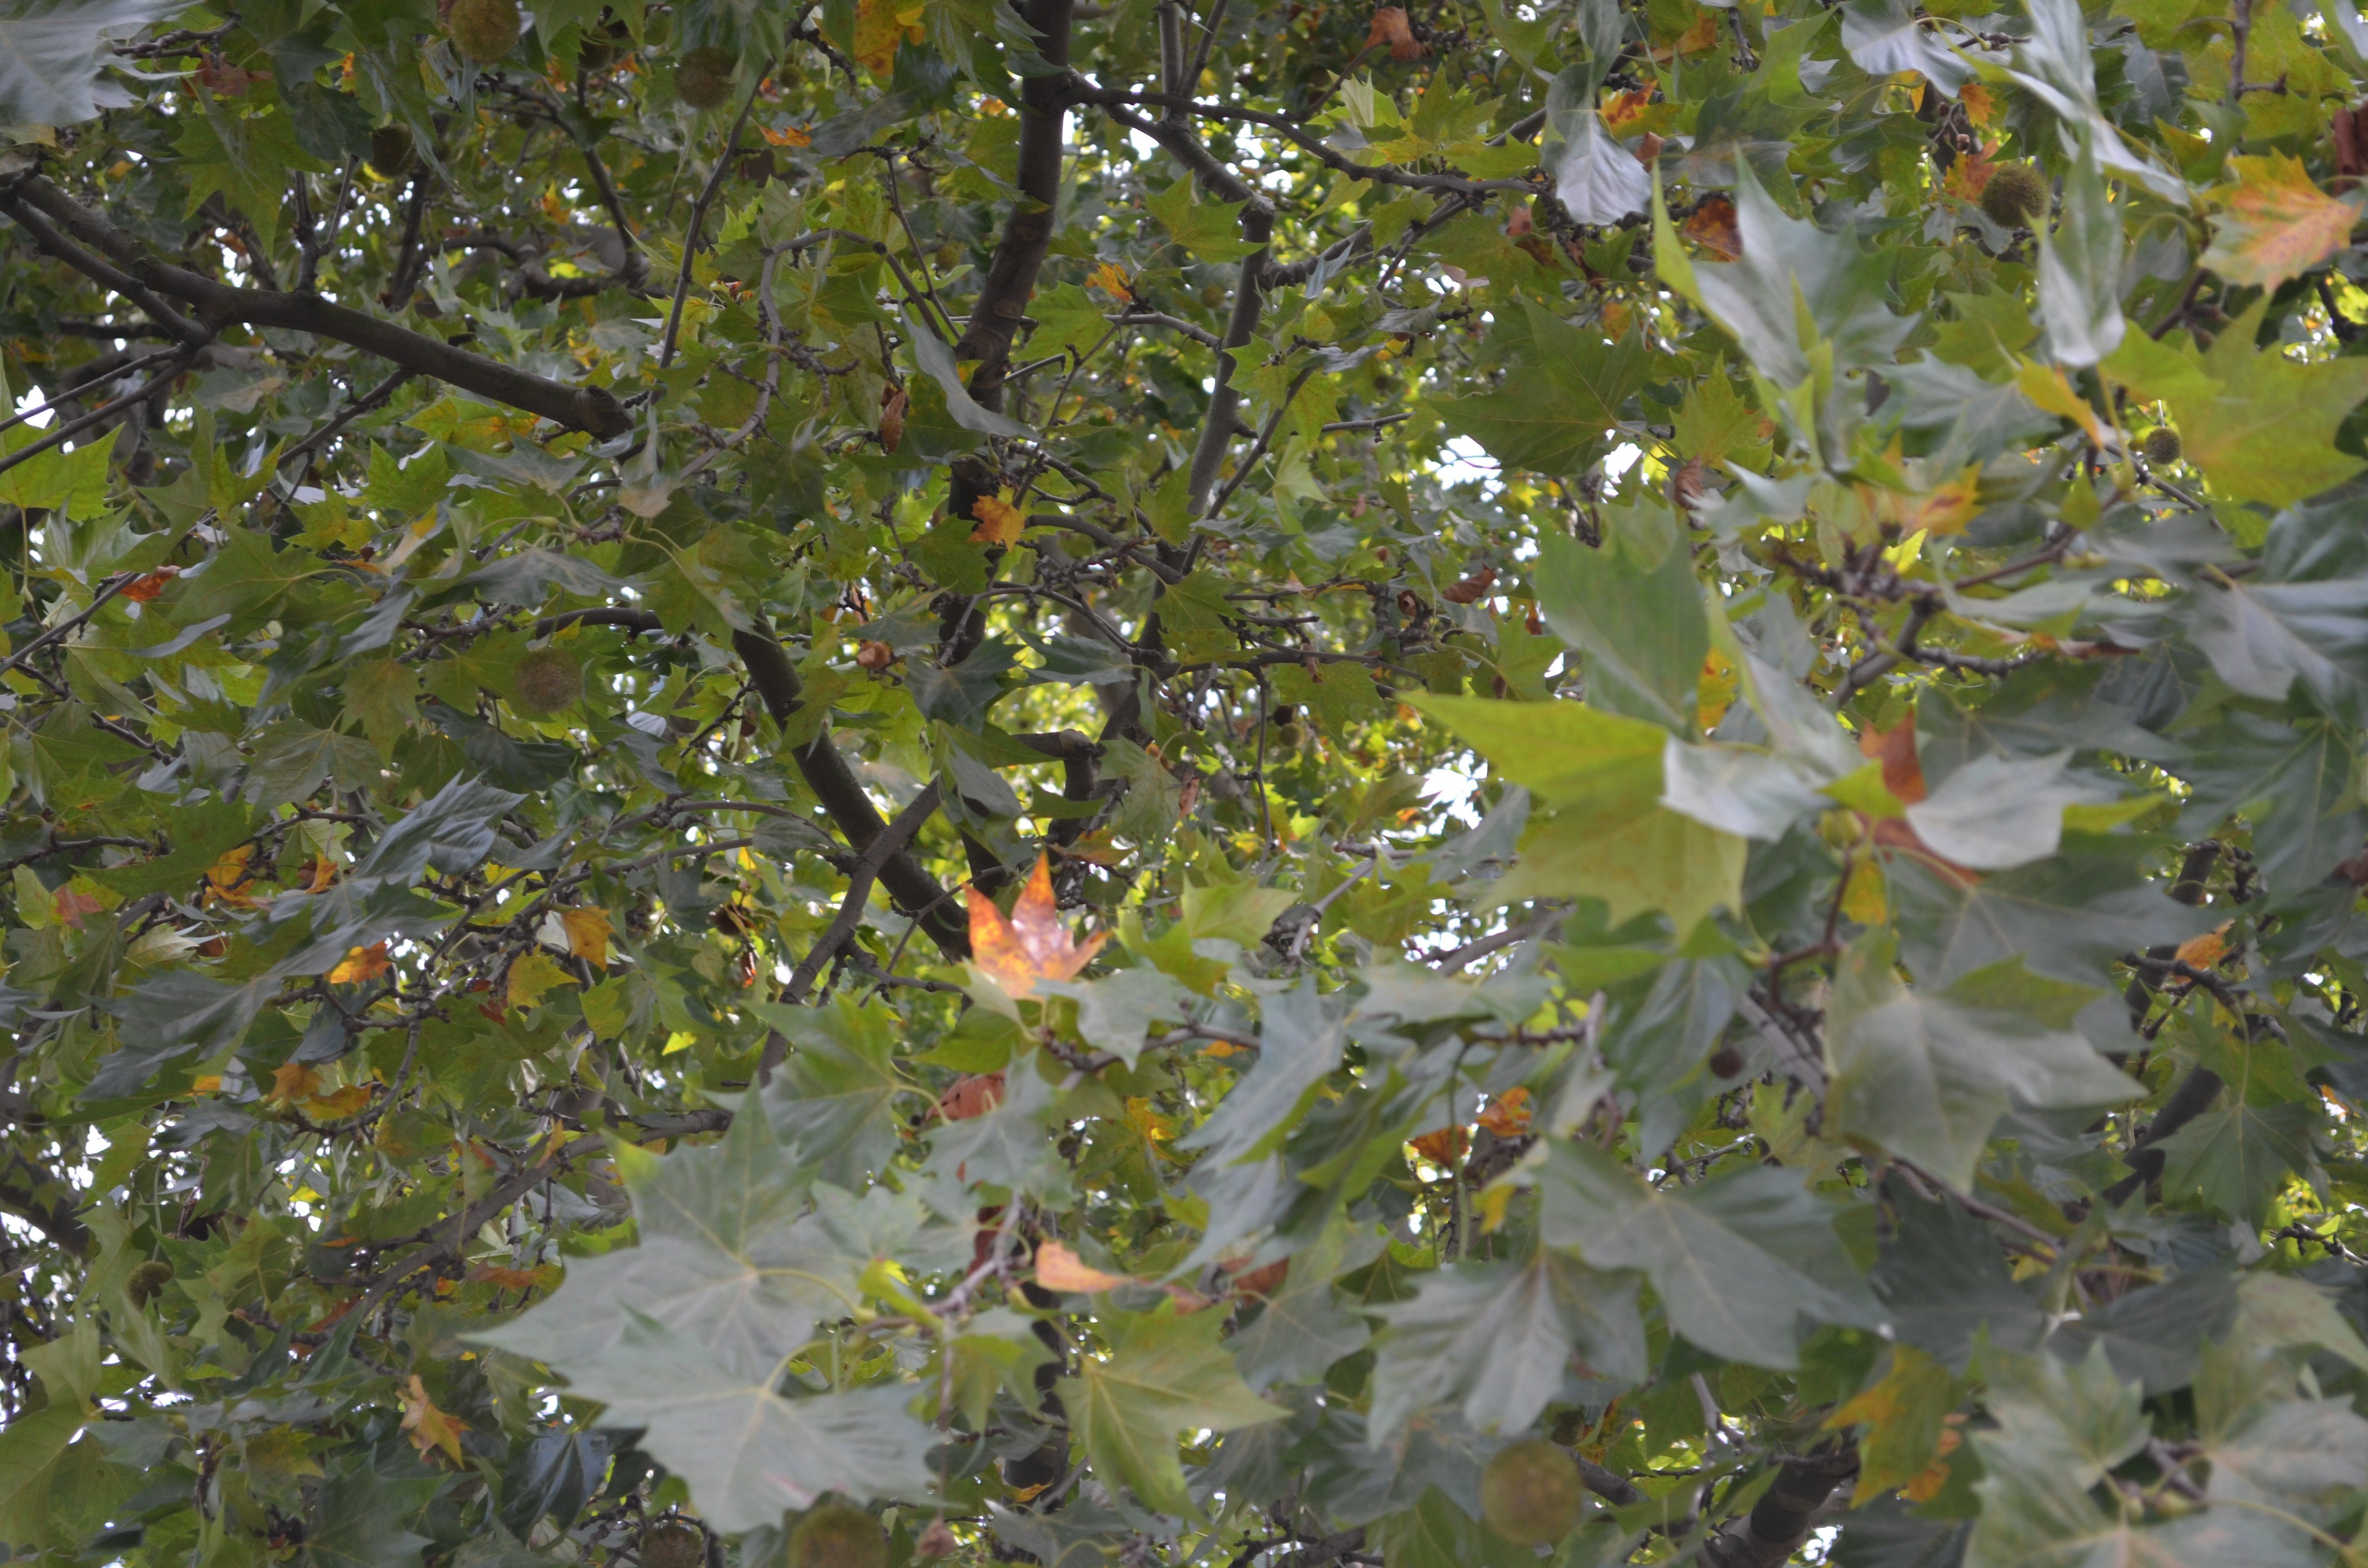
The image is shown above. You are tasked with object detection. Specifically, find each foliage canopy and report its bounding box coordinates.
[7,0,2368,1564]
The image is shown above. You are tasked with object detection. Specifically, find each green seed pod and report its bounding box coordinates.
[128,1259,175,1308]
[675,47,738,110]
[1480,1439,1584,1547]
[512,647,584,716]
[368,123,417,178]
[1979,162,2048,229]
[2143,427,2183,466]
[787,1505,888,1568]
[444,0,522,64]
[640,1522,705,1568]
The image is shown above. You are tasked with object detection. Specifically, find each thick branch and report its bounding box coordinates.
[951,0,1077,407]
[1701,1451,1856,1568]
[0,173,631,439]
[730,626,969,959]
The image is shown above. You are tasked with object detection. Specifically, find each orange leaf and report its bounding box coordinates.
[2175,922,2232,970]
[969,492,1026,546]
[1958,82,1998,129]
[1943,143,1998,206]
[52,887,104,928]
[1035,1239,1137,1293]
[1602,87,1655,135]
[1086,260,1133,302]
[1477,1086,1532,1137]
[559,906,613,968]
[1368,5,1425,59]
[1409,1126,1467,1165]
[306,855,339,893]
[936,1071,1006,1121]
[468,1262,556,1290]
[2204,154,2359,290]
[121,566,179,602]
[761,123,813,147]
[1859,720,1926,804]
[1681,196,1742,261]
[967,855,1108,997]
[400,1374,469,1466]
[328,942,393,986]
[880,385,909,454]
[1229,1257,1290,1298]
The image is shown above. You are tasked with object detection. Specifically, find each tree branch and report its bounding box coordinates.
[785,782,944,1002]
[0,173,632,439]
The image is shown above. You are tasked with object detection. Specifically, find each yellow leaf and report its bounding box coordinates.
[1086,261,1133,301]
[2015,360,2114,451]
[559,906,613,968]
[271,1063,323,1102]
[400,1374,469,1466]
[1036,1240,1138,1293]
[2204,154,2361,291]
[852,0,905,73]
[304,1084,375,1120]
[206,843,259,907]
[761,123,812,147]
[191,1075,223,1095]
[1959,83,1998,128]
[969,492,1027,547]
[506,950,577,1011]
[328,941,392,986]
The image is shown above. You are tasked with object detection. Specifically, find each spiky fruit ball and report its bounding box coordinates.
[675,47,738,110]
[1979,162,2048,229]
[787,1505,888,1568]
[445,0,521,61]
[127,1259,174,1308]
[1480,1439,1584,1547]
[368,123,416,178]
[512,647,583,716]
[640,1523,705,1568]
[2143,427,2183,465]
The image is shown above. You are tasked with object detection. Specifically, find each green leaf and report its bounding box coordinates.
[2175,710,2365,892]
[243,720,382,808]
[1531,517,1705,734]
[2105,302,2368,507]
[1147,178,1257,261]
[1686,159,1915,387]
[1367,1247,1645,1438]
[304,1470,440,1568]
[1438,300,1652,473]
[2035,130,2126,368]
[1538,1143,1876,1368]
[756,995,913,1187]
[1826,935,2136,1190]
[1060,1303,1286,1515]
[1178,980,1345,1165]
[1229,1223,1377,1392]
[558,1310,935,1531]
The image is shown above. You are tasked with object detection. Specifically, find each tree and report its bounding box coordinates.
[4,0,2368,1562]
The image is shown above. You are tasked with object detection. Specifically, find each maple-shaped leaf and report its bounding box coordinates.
[400,1374,469,1465]
[1086,261,1132,301]
[967,855,1108,997]
[558,907,612,968]
[969,493,1025,546]
[2203,154,2362,290]
[506,950,577,1011]
[2106,301,2368,507]
[272,1062,324,1102]
[328,942,392,986]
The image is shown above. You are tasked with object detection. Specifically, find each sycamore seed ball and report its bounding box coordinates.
[369,123,417,179]
[676,47,738,110]
[2144,427,2183,465]
[445,0,522,62]
[1980,162,2048,229]
[127,1259,174,1308]
[1480,1439,1584,1547]
[787,1505,888,1568]
[640,1523,705,1568]
[513,647,584,716]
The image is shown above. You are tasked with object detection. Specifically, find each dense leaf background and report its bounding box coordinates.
[3,0,2368,1564]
